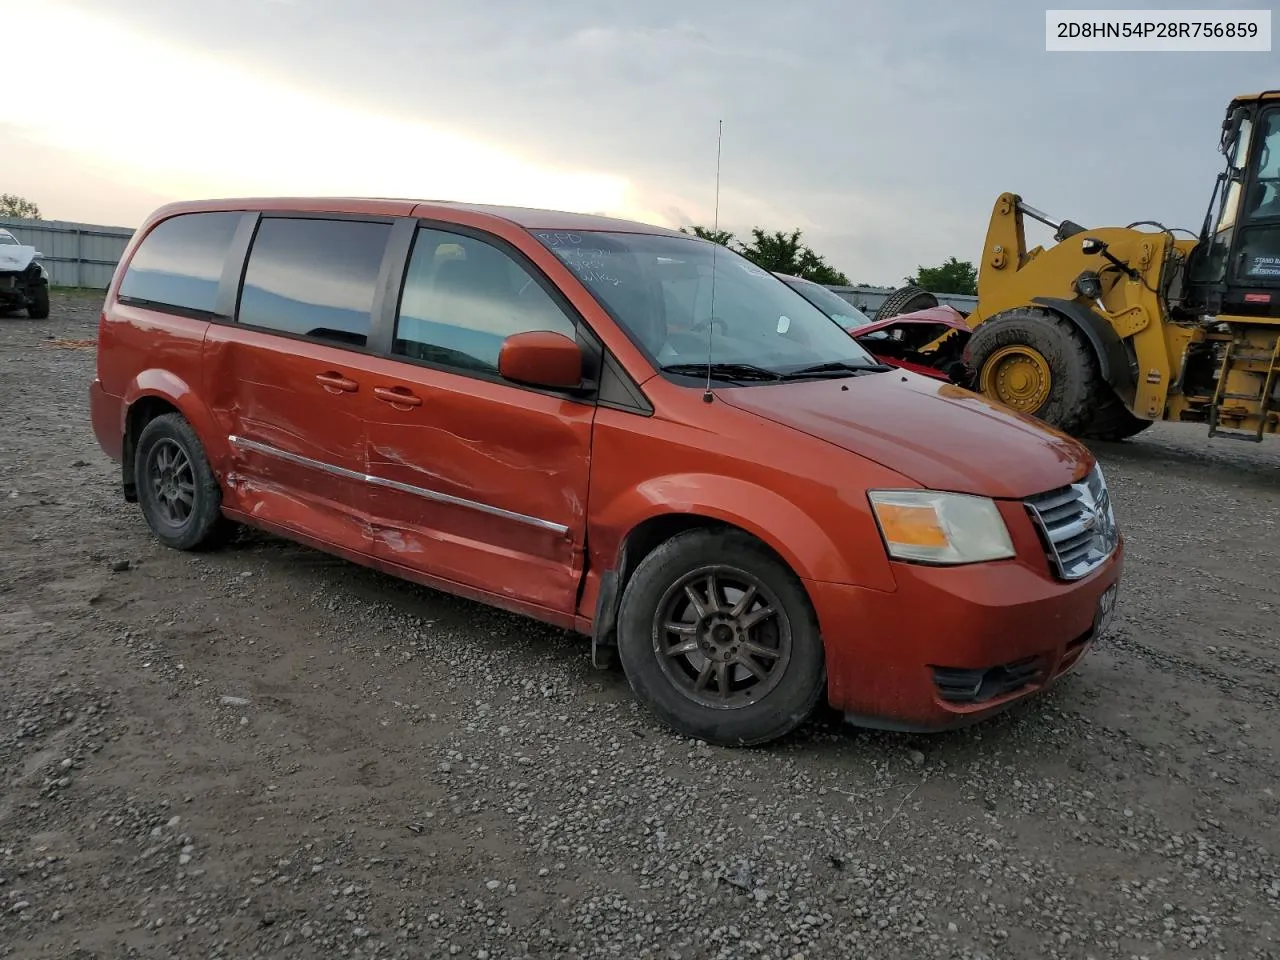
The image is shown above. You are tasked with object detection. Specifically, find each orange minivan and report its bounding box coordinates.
[89,197,1123,746]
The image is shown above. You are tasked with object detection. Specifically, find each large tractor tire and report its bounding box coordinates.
[1080,387,1154,442]
[874,284,939,322]
[964,306,1102,436]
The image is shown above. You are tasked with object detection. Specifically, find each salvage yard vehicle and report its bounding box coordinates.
[0,227,50,319]
[777,273,971,383]
[90,197,1123,746]
[960,91,1280,442]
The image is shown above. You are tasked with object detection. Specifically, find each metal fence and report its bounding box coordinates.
[0,217,134,289]
[0,216,981,316]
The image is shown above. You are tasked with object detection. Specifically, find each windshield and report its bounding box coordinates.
[779,276,874,328]
[0,230,18,245]
[534,230,876,377]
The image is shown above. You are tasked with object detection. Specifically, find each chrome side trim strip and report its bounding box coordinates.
[227,434,570,535]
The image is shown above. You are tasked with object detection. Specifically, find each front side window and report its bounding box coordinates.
[237,217,391,347]
[118,211,241,315]
[534,230,876,379]
[393,227,578,375]
[0,230,19,246]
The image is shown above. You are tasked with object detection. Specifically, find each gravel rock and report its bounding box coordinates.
[1,292,1277,959]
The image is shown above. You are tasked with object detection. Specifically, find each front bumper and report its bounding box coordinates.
[0,271,45,306]
[809,538,1124,732]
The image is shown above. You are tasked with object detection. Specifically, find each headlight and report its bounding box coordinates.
[868,489,1015,564]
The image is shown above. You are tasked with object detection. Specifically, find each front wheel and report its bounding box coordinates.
[616,528,826,746]
[26,285,50,320]
[964,307,1102,436]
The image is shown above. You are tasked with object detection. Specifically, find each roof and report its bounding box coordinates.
[140,196,690,238]
[1230,90,1280,104]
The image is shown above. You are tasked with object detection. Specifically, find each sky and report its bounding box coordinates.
[0,0,1274,286]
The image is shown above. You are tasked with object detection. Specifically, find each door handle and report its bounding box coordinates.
[373,385,423,408]
[316,371,359,393]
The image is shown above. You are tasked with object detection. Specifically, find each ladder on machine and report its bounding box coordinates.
[1207,334,1280,441]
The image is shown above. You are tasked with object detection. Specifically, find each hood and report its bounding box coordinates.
[720,370,1091,499]
[0,245,38,272]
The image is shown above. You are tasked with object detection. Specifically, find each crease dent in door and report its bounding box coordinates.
[367,420,587,528]
[365,402,591,611]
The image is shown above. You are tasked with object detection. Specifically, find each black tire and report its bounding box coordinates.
[1080,387,1154,441]
[134,413,235,551]
[964,306,1102,436]
[874,284,939,322]
[26,284,50,320]
[616,528,826,747]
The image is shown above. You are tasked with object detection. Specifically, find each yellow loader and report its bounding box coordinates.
[958,91,1280,442]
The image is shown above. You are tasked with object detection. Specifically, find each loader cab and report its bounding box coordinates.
[1188,92,1280,318]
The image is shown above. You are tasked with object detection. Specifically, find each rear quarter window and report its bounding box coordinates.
[117,211,242,315]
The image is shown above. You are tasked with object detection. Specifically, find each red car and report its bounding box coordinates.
[90,198,1122,746]
[777,274,971,383]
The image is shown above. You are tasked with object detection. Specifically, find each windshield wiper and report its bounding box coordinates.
[779,360,894,380]
[661,362,783,382]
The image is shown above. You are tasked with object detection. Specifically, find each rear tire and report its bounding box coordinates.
[1080,388,1153,441]
[874,284,939,321]
[26,285,50,320]
[964,306,1101,436]
[616,528,826,747]
[134,413,235,551]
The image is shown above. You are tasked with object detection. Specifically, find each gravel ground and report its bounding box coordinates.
[2,291,1278,960]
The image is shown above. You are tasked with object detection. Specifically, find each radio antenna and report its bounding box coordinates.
[703,119,723,403]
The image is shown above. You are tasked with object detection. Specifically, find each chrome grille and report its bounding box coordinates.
[1025,465,1118,581]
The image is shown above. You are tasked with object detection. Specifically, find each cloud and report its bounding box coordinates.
[3,0,1278,284]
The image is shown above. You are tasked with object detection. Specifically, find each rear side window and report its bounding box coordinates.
[238,217,391,348]
[118,212,241,315]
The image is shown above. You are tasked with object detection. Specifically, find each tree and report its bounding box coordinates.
[682,224,850,285]
[679,225,735,246]
[0,194,41,220]
[905,256,977,295]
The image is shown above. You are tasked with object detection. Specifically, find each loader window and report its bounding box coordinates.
[1244,110,1280,221]
[1233,110,1280,285]
[1191,113,1256,286]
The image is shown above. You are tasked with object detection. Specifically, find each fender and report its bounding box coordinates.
[1030,296,1137,404]
[120,369,229,480]
[585,472,899,662]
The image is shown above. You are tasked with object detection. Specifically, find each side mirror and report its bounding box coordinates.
[1081,237,1107,256]
[497,330,583,390]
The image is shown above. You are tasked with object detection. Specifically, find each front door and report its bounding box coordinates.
[204,213,395,553]
[359,223,595,616]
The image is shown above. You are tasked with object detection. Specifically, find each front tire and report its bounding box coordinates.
[26,285,50,320]
[965,307,1101,436]
[134,413,235,551]
[616,528,826,747]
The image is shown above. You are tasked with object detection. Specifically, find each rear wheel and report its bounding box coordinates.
[134,413,235,551]
[964,307,1101,435]
[1080,387,1153,441]
[874,284,939,322]
[616,528,826,747]
[26,285,50,320]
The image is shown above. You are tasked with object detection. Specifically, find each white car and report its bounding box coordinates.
[0,227,50,318]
